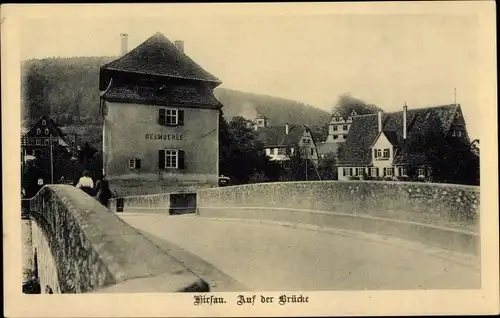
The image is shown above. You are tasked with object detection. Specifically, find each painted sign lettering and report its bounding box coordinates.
[145,133,184,141]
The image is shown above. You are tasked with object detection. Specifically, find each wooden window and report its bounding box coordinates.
[36,138,41,145]
[374,149,382,158]
[333,125,338,131]
[43,138,50,145]
[343,168,351,176]
[343,125,348,131]
[383,148,390,158]
[36,128,41,135]
[158,108,184,126]
[357,168,364,176]
[128,158,141,169]
[371,167,378,177]
[159,149,185,169]
[384,167,393,176]
[44,128,50,136]
[418,167,425,177]
[333,135,338,140]
[399,166,408,176]
[310,148,314,156]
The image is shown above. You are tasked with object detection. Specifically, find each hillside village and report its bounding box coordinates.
[21,32,480,198]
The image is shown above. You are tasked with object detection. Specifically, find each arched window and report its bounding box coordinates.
[44,128,50,135]
[36,128,41,135]
[41,120,46,126]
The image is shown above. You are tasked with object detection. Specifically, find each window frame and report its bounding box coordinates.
[418,167,426,177]
[165,108,178,126]
[43,138,50,146]
[344,168,351,177]
[159,107,181,126]
[36,128,41,135]
[343,125,348,131]
[164,149,179,169]
[384,167,393,176]
[371,167,378,177]
[383,148,390,158]
[35,138,41,146]
[333,125,338,131]
[357,167,364,176]
[128,158,137,169]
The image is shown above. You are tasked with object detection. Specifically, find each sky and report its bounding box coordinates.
[18,4,483,139]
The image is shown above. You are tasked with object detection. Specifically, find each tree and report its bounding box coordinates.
[281,147,320,181]
[333,93,382,115]
[219,115,278,184]
[405,116,479,185]
[317,152,338,180]
[310,123,329,143]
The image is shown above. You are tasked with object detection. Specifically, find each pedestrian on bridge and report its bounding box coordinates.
[95,176,111,208]
[75,170,95,196]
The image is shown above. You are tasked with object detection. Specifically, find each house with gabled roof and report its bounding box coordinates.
[22,116,70,159]
[254,119,319,163]
[99,32,223,195]
[337,103,471,181]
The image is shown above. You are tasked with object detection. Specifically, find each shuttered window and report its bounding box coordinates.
[128,158,141,169]
[158,149,185,169]
[158,108,184,126]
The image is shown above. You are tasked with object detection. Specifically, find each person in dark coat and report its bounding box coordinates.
[95,176,112,208]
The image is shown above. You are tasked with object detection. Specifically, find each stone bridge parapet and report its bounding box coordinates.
[28,185,208,293]
[196,181,480,255]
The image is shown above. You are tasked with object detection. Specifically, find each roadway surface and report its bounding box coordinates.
[117,212,481,291]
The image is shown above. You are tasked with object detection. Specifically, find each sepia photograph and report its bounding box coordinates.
[3,2,498,317]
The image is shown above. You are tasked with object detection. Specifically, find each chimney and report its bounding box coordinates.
[174,40,184,53]
[403,103,408,140]
[377,111,382,133]
[285,123,290,135]
[120,33,128,56]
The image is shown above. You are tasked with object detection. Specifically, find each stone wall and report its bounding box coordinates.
[196,181,480,255]
[29,185,208,293]
[109,192,197,214]
[197,181,480,230]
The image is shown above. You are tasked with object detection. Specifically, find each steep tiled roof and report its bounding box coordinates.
[255,126,287,147]
[339,104,460,166]
[101,32,221,84]
[256,125,312,148]
[103,85,222,109]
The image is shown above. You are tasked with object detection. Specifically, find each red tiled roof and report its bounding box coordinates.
[339,104,460,166]
[101,32,221,84]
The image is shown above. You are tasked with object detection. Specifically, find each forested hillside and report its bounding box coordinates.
[213,88,330,127]
[21,57,332,145]
[21,57,331,125]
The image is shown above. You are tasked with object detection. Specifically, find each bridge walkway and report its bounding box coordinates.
[118,212,480,291]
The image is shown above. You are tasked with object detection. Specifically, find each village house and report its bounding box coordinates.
[337,103,471,181]
[253,114,319,163]
[99,32,223,195]
[21,116,70,160]
[318,104,378,159]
